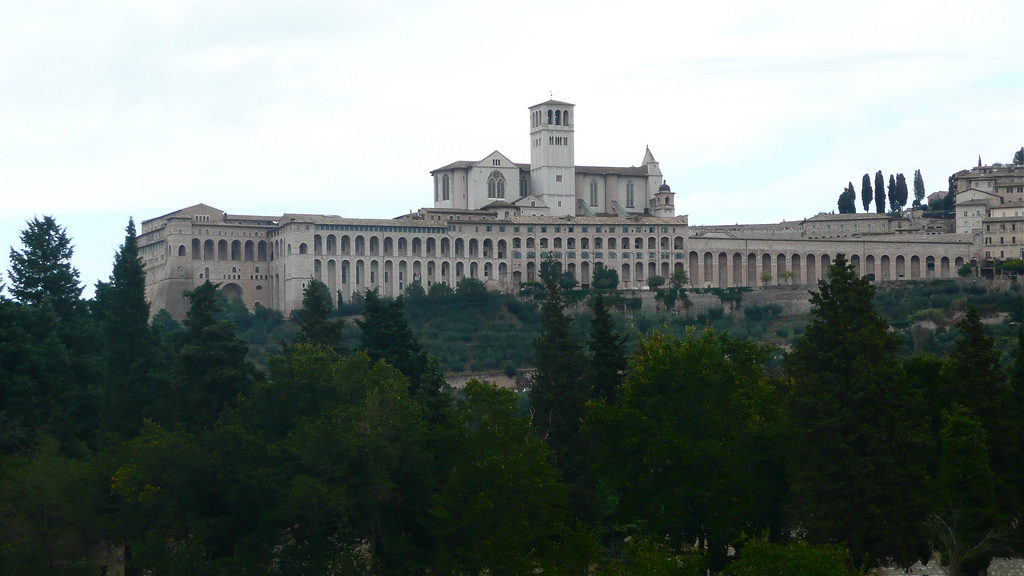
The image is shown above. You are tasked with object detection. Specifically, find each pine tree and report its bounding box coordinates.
[1013,147,1024,165]
[860,174,873,212]
[874,171,886,213]
[587,293,627,403]
[172,281,253,429]
[913,169,926,208]
[785,254,932,567]
[295,278,343,351]
[8,216,82,321]
[357,289,445,405]
[530,270,588,464]
[96,218,156,438]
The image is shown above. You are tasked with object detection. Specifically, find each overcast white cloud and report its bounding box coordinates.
[1,0,1022,295]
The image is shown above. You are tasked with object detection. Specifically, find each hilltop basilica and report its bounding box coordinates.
[139,99,998,319]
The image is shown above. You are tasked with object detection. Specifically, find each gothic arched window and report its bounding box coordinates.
[487,171,505,199]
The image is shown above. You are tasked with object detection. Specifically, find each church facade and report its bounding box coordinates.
[138,100,979,319]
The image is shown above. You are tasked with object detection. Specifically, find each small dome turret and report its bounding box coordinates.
[659,181,672,192]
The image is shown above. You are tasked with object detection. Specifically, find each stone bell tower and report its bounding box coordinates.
[529,99,576,217]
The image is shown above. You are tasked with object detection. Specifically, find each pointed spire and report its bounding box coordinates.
[979,155,983,167]
[642,145,657,165]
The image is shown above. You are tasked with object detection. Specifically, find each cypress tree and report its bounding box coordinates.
[896,173,909,209]
[874,171,886,213]
[913,169,926,208]
[888,174,898,212]
[861,174,873,212]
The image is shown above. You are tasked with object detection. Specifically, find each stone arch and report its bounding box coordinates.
[674,236,684,250]
[805,254,816,284]
[498,262,508,285]
[776,254,787,285]
[689,251,700,285]
[327,260,337,294]
[483,239,494,257]
[314,234,323,255]
[341,235,351,255]
[484,261,493,279]
[648,261,657,281]
[369,237,379,256]
[231,240,241,260]
[850,254,861,276]
[455,238,465,257]
[527,261,536,282]
[314,259,322,281]
[703,252,713,286]
[426,237,436,257]
[244,240,254,261]
[732,252,742,287]
[456,261,465,279]
[747,253,757,286]
[940,256,950,278]
[621,263,632,285]
[179,244,188,257]
[383,237,394,256]
[761,253,772,284]
[327,234,337,255]
[258,240,268,261]
[370,260,379,285]
[384,260,394,295]
[497,239,507,258]
[925,255,935,279]
[910,255,921,279]
[441,237,450,256]
[298,242,308,255]
[791,254,802,284]
[411,237,421,256]
[865,255,876,281]
[581,261,591,286]
[204,239,215,260]
[221,282,242,301]
[218,239,228,260]
[397,237,408,256]
[718,252,728,287]
[880,255,891,280]
[647,237,656,250]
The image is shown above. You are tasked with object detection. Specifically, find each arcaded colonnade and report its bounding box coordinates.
[140,207,977,319]
[681,237,974,288]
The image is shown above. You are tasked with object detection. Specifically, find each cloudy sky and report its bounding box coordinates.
[2,0,1022,296]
